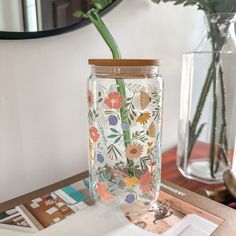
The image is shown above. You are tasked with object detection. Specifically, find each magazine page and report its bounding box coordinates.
[0,178,227,235]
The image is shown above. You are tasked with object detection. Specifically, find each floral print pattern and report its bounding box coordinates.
[136,112,151,125]
[140,171,153,193]
[123,177,139,186]
[89,127,100,142]
[87,89,94,107]
[104,92,123,109]
[88,79,162,208]
[96,182,113,202]
[108,115,118,125]
[125,143,144,160]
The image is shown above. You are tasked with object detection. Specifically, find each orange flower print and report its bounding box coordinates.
[97,182,113,202]
[140,171,153,193]
[123,177,139,187]
[104,92,123,109]
[89,126,100,142]
[87,90,93,107]
[137,112,151,125]
[125,143,144,160]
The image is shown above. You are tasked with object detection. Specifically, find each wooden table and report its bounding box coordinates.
[161,147,224,192]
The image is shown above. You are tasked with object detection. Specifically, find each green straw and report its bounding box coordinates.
[87,9,121,59]
[88,9,134,176]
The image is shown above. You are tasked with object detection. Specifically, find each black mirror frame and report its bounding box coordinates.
[0,0,122,40]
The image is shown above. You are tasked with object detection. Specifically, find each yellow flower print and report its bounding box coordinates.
[123,177,139,186]
[136,112,151,125]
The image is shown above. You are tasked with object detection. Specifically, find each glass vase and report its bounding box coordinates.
[87,59,163,213]
[177,13,236,184]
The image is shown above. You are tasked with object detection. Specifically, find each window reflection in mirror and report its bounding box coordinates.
[0,0,113,33]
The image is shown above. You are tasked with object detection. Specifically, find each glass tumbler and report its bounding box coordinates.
[87,59,163,213]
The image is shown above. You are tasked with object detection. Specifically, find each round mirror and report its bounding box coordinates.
[0,0,121,39]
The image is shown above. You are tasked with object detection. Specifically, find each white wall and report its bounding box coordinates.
[0,0,204,202]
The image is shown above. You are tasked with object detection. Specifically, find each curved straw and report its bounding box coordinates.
[88,9,134,176]
[87,9,121,59]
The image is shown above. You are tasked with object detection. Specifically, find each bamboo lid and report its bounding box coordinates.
[88,59,160,66]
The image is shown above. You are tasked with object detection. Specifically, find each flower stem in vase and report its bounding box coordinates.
[187,15,231,177]
[216,65,229,168]
[210,53,217,178]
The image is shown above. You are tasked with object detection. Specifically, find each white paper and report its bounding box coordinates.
[56,202,65,208]
[30,202,40,209]
[75,202,88,210]
[46,207,58,215]
[53,217,61,223]
[32,197,42,204]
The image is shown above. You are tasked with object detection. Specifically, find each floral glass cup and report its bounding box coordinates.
[87,59,163,213]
